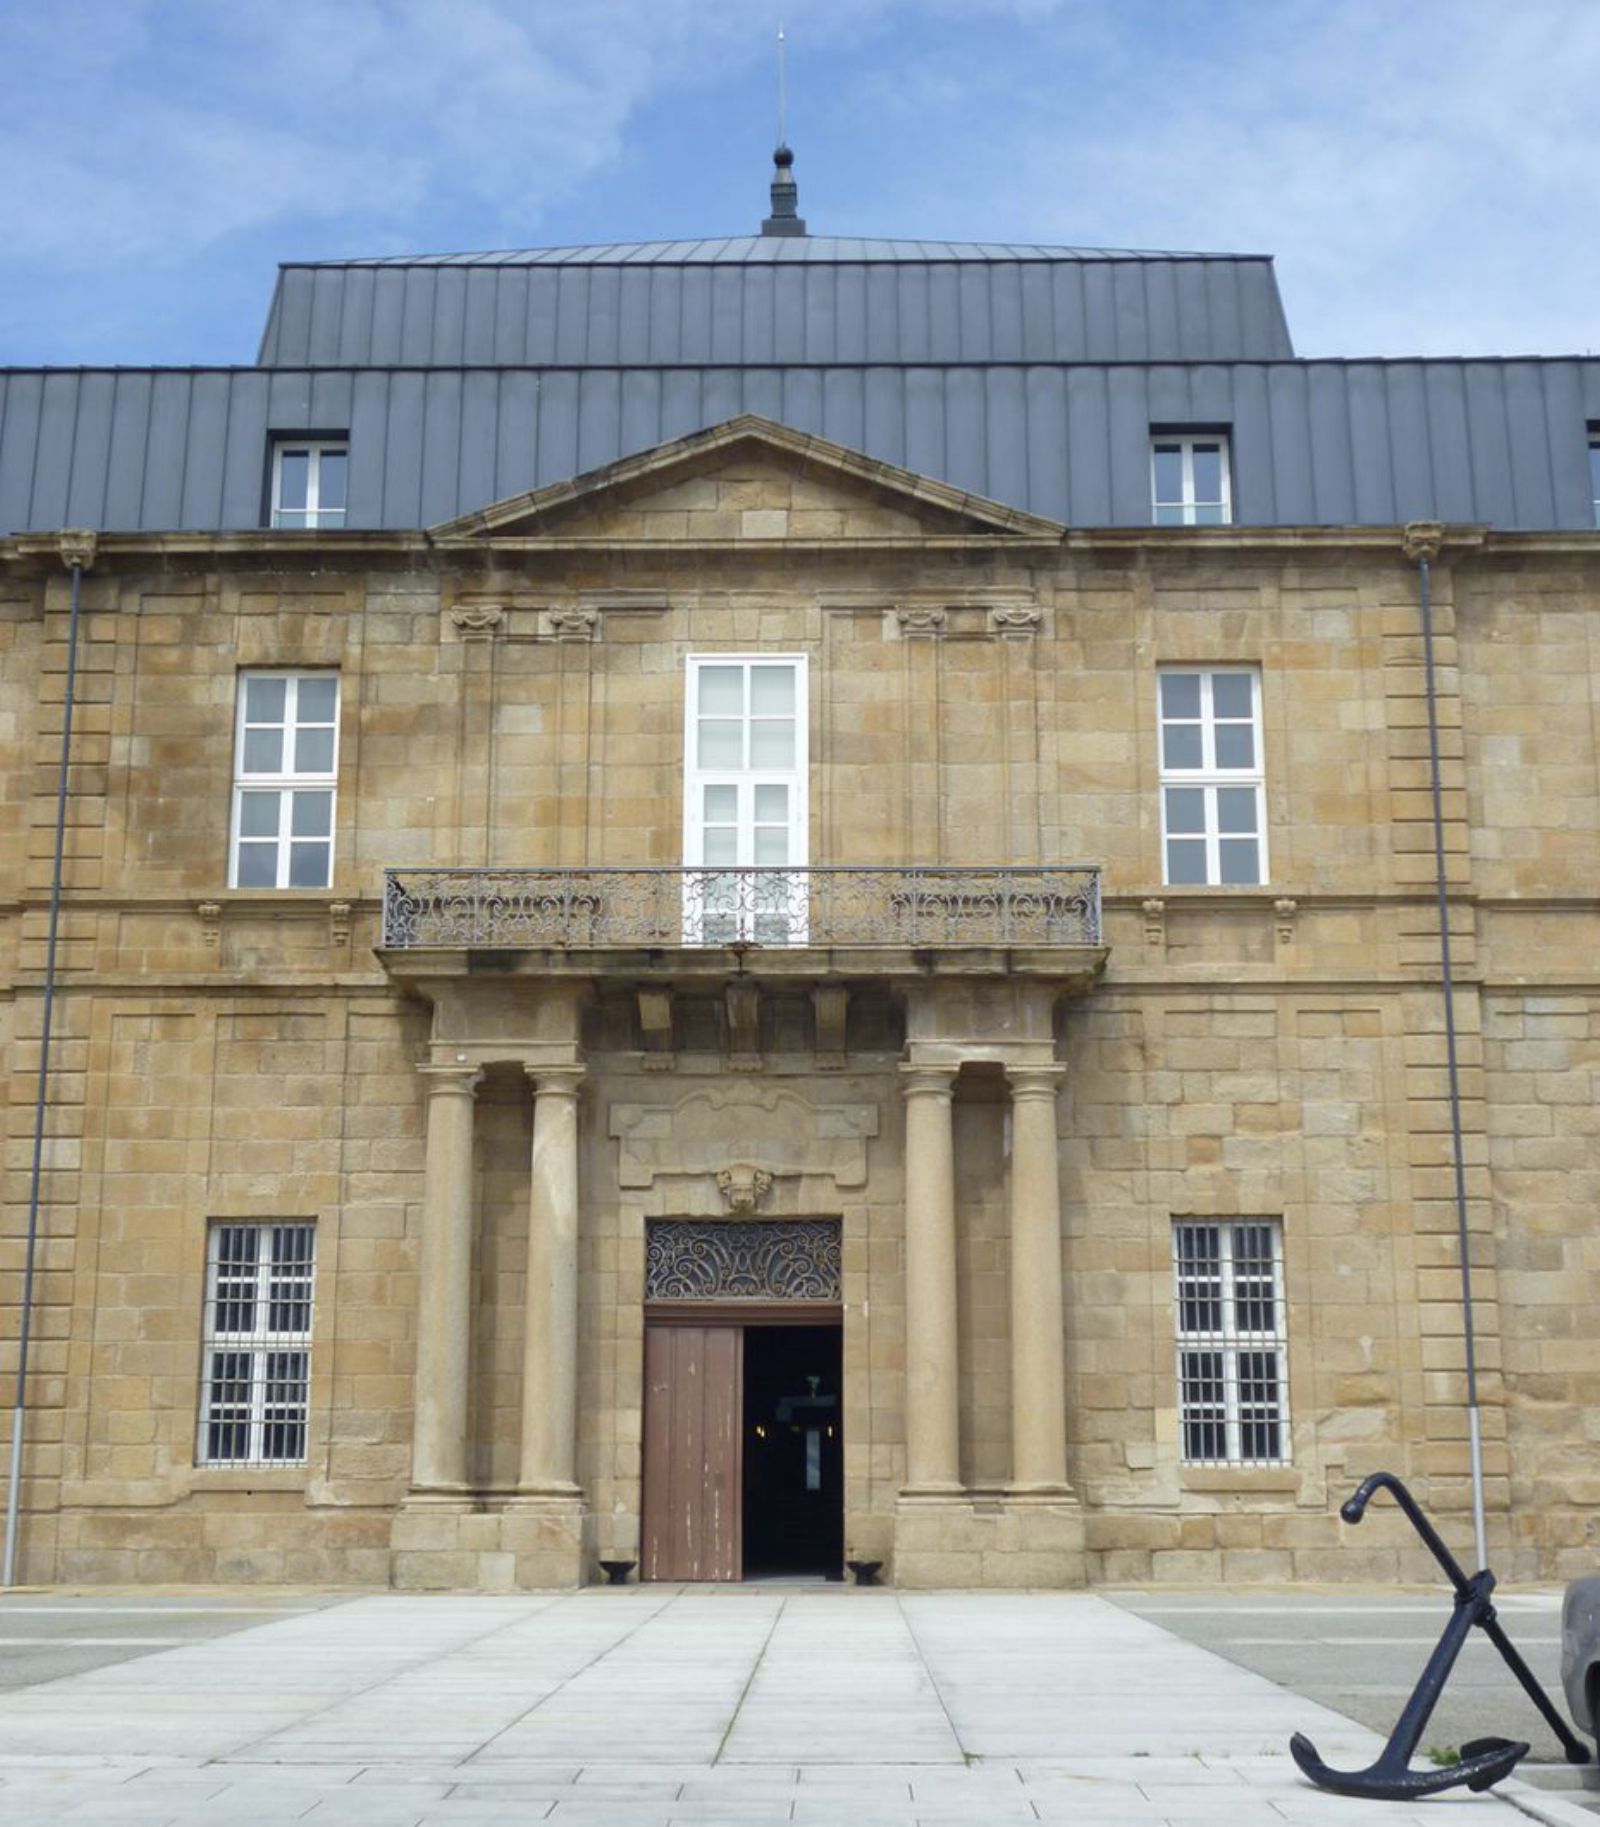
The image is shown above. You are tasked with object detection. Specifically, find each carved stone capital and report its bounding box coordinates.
[987,602,1042,638]
[896,604,946,638]
[716,1163,775,1215]
[450,604,503,640]
[544,607,600,643]
[1402,521,1445,563]
[1141,897,1167,949]
[329,901,353,947]
[1274,897,1299,944]
[196,901,222,947]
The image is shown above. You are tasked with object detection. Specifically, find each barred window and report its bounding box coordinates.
[1173,1219,1289,1465]
[199,1222,315,1466]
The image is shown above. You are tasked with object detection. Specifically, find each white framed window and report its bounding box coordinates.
[1588,430,1600,528]
[1173,1220,1289,1466]
[1158,666,1266,885]
[230,671,339,889]
[271,439,348,529]
[683,655,808,944]
[1152,431,1232,526]
[198,1221,316,1466]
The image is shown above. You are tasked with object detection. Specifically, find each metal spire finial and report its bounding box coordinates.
[761,23,807,237]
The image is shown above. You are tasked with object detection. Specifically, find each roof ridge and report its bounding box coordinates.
[278,234,1271,270]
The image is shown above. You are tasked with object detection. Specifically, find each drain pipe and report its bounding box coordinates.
[1402,521,1488,1574]
[3,530,94,1590]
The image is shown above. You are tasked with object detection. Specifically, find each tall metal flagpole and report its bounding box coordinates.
[777,24,787,147]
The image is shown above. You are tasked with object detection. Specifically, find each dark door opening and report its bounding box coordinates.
[741,1324,844,1579]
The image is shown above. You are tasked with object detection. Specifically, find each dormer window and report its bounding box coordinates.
[270,438,348,529]
[1152,431,1232,526]
[1589,427,1600,528]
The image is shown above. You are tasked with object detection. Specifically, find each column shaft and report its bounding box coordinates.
[520,1069,583,1494]
[902,1067,961,1493]
[412,1067,480,1493]
[1009,1067,1069,1491]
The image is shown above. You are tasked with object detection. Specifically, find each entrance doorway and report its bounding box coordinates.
[742,1325,843,1579]
[640,1313,843,1582]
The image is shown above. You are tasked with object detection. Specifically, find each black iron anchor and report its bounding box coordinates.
[1290,1471,1592,1800]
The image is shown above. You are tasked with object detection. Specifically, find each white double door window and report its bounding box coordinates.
[683,656,808,943]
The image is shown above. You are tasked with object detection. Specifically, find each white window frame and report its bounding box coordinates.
[198,1221,316,1467]
[1157,665,1267,886]
[1151,431,1233,526]
[682,654,809,944]
[1173,1219,1290,1466]
[229,670,340,890]
[270,438,348,529]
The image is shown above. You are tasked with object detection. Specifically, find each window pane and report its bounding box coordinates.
[1166,838,1208,885]
[702,828,738,865]
[238,791,280,838]
[1164,787,1205,835]
[1218,837,1261,884]
[698,720,743,767]
[1590,440,1600,519]
[1162,724,1203,769]
[277,451,309,511]
[698,666,743,715]
[1191,444,1223,503]
[753,828,789,865]
[296,676,338,723]
[702,784,737,822]
[317,451,347,512]
[753,783,788,823]
[1192,502,1227,525]
[749,720,795,768]
[294,726,335,773]
[749,667,795,715]
[1153,503,1186,527]
[1217,787,1258,834]
[242,728,283,773]
[1214,724,1255,769]
[236,842,278,887]
[1211,673,1253,719]
[1160,673,1201,719]
[290,790,332,838]
[245,676,287,723]
[1152,445,1183,502]
[288,841,331,888]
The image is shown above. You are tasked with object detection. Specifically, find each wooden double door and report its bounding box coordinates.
[641,1308,842,1582]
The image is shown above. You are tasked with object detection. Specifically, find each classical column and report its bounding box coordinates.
[412,1064,481,1494]
[901,1065,962,1493]
[519,1067,584,1495]
[1008,1065,1070,1491]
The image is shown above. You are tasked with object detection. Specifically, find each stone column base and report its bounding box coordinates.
[389,1495,587,1592]
[893,1491,1086,1589]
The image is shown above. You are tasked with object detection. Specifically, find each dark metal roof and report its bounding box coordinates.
[256,245,1296,368]
[6,358,1598,535]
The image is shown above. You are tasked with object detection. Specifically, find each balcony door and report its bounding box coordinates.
[683,656,808,944]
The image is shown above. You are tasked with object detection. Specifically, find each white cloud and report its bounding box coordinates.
[1,0,1596,355]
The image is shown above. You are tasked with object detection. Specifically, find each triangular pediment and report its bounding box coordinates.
[429,415,1063,545]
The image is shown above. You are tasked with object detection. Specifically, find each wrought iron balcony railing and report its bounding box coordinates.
[382,866,1101,951]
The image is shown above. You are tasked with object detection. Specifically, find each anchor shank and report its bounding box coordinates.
[1374,1575,1492,1769]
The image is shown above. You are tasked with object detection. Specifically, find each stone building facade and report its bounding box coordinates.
[2,191,1599,1590]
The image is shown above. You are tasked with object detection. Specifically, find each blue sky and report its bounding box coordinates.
[3,0,1598,366]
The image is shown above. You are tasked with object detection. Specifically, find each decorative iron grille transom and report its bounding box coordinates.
[646,1219,841,1302]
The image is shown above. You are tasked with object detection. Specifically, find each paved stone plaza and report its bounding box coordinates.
[0,1589,1591,1825]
